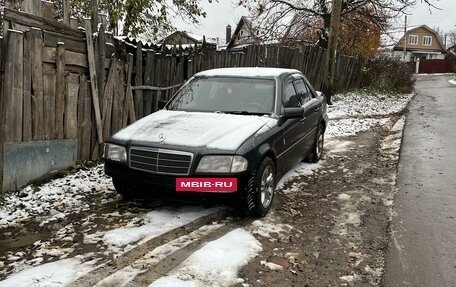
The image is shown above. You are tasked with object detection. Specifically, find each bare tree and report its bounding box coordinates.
[239,0,439,49]
[446,29,456,48]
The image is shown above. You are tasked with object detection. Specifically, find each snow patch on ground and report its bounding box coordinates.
[327,118,389,138]
[277,162,323,189]
[148,228,262,287]
[132,222,224,268]
[249,216,295,240]
[325,139,354,154]
[84,206,221,253]
[449,79,456,85]
[93,266,143,287]
[0,258,95,287]
[326,92,412,139]
[0,165,115,228]
[328,92,413,119]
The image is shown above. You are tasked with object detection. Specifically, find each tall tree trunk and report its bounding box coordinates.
[322,0,343,104]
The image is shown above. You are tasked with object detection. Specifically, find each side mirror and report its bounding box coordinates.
[282,107,304,120]
[316,91,325,98]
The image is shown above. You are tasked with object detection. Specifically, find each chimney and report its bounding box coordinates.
[226,24,232,44]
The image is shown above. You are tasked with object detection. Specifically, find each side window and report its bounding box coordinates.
[294,79,311,105]
[283,81,300,107]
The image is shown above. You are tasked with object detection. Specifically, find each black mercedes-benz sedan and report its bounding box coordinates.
[103,67,328,217]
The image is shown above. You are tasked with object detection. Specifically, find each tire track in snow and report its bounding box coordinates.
[67,208,231,287]
[130,217,255,286]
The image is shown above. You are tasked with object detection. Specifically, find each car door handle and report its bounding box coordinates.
[314,107,320,112]
[300,117,306,123]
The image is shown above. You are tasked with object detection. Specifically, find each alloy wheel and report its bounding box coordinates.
[260,165,274,208]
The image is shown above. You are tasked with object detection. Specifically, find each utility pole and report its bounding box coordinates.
[403,15,407,61]
[322,0,343,105]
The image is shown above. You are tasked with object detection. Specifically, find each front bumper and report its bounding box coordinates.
[105,161,250,194]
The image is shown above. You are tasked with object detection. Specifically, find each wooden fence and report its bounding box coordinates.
[125,42,359,120]
[0,5,360,192]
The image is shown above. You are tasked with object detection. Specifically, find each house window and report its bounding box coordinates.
[408,35,418,45]
[423,36,432,46]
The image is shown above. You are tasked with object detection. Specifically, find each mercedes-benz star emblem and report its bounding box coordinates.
[159,133,166,143]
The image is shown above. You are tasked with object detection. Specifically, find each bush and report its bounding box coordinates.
[359,55,415,94]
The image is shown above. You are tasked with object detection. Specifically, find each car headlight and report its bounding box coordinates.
[103,143,127,162]
[196,155,248,173]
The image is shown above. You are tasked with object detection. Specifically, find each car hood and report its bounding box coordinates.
[112,110,276,151]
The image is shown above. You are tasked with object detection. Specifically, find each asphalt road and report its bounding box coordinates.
[383,75,456,287]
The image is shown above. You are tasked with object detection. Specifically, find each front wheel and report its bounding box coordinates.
[241,157,276,217]
[306,124,324,163]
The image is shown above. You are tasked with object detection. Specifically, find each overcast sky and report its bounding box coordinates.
[406,0,455,33]
[173,0,455,43]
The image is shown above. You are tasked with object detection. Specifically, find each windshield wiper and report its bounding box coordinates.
[222,111,269,115]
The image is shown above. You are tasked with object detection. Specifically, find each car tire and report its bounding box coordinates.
[306,124,324,163]
[113,179,135,200]
[241,157,276,217]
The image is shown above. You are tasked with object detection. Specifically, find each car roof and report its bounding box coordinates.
[195,67,302,79]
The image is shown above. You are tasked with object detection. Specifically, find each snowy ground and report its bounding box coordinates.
[0,91,413,287]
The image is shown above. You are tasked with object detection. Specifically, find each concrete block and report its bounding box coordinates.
[2,140,77,192]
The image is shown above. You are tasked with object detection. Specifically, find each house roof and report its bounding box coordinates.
[394,25,446,52]
[226,16,261,49]
[160,31,217,45]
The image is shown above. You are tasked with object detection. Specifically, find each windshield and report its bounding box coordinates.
[166,77,275,114]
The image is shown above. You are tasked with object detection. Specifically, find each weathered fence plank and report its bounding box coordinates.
[65,73,79,139]
[43,69,56,140]
[62,0,70,25]
[20,0,42,17]
[96,24,107,113]
[2,30,24,142]
[154,56,163,112]
[144,50,154,116]
[118,61,128,129]
[23,30,33,141]
[55,42,66,139]
[41,47,89,69]
[43,30,87,54]
[134,42,143,119]
[111,61,121,134]
[31,28,44,140]
[77,74,84,158]
[80,74,92,160]
[125,53,136,123]
[3,8,84,38]
[102,58,119,140]
[84,20,103,144]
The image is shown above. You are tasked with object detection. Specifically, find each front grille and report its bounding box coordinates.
[129,147,193,175]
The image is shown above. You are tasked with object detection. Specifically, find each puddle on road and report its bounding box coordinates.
[0,233,42,253]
